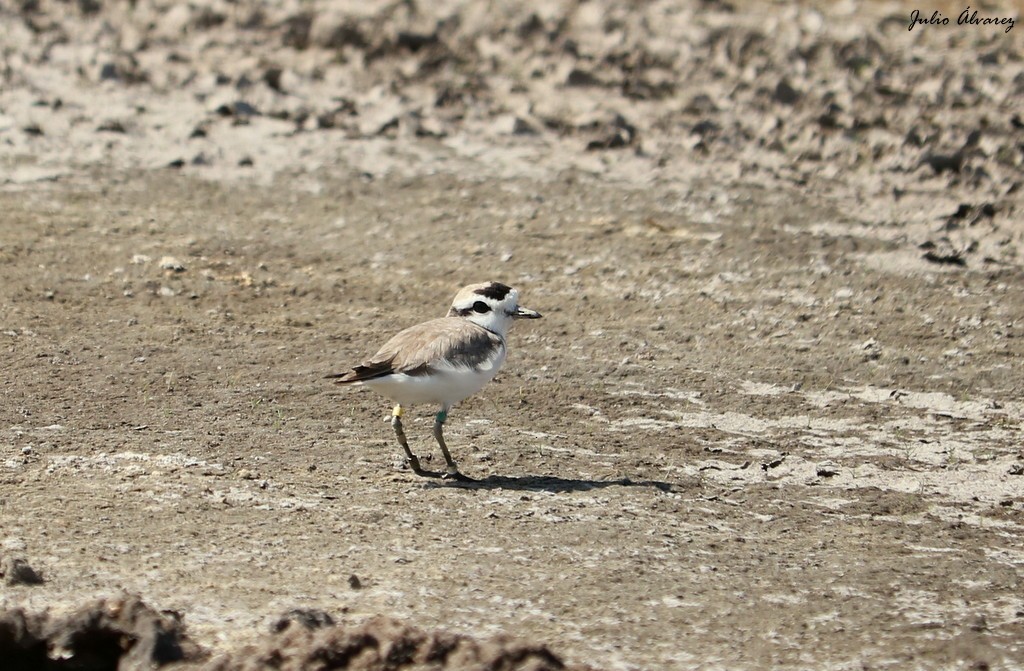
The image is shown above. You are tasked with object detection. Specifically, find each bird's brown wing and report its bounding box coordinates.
[326,318,501,384]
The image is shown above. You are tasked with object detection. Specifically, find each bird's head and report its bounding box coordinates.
[447,281,542,337]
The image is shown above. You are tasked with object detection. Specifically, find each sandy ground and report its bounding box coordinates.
[2,1,1023,669]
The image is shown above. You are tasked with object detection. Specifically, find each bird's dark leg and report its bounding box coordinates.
[391,405,424,474]
[433,408,472,481]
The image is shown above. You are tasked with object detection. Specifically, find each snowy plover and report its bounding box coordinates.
[327,281,541,479]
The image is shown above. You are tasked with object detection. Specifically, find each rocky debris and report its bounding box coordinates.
[272,608,336,633]
[209,615,590,671]
[0,1,1021,264]
[0,598,594,670]
[0,595,205,671]
[0,609,48,670]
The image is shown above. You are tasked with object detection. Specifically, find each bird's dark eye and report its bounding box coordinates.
[472,301,491,314]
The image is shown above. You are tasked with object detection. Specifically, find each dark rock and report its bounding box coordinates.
[216,101,260,118]
[773,79,801,105]
[1,557,44,586]
[99,62,119,81]
[264,67,284,92]
[234,101,259,116]
[512,116,540,136]
[922,153,964,174]
[566,68,602,87]
[816,463,840,478]
[396,31,438,52]
[692,119,721,136]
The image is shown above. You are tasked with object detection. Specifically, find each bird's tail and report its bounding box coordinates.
[324,361,394,384]
[324,371,358,384]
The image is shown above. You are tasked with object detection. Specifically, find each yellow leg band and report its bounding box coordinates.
[392,404,404,418]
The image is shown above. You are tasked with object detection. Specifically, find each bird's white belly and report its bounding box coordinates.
[363,351,506,408]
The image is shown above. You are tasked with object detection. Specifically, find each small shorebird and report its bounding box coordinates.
[327,282,542,479]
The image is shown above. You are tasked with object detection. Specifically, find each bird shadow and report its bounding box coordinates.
[422,473,684,493]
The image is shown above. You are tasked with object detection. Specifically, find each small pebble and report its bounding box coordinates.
[159,256,186,272]
[816,463,840,477]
